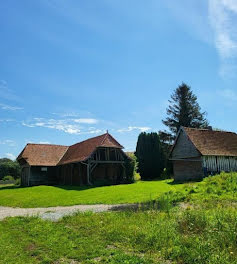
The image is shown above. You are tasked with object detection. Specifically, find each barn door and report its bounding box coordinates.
[21,167,29,186]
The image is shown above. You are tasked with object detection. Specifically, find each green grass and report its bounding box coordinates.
[0,205,236,264]
[0,180,186,208]
[0,173,237,263]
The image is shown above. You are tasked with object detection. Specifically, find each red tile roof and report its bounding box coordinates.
[17,144,68,166]
[17,133,124,166]
[183,127,237,156]
[59,133,123,165]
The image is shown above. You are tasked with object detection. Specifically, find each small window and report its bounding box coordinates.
[41,167,47,172]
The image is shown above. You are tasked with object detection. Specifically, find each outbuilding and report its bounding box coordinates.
[17,132,129,186]
[170,127,237,181]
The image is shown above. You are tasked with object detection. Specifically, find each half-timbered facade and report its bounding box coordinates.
[170,127,237,181]
[17,133,129,186]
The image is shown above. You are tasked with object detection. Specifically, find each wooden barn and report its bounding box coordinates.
[170,127,237,181]
[17,133,129,186]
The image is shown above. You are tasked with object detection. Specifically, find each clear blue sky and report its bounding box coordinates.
[1,0,237,159]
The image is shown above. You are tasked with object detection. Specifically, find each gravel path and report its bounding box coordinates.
[0,204,138,221]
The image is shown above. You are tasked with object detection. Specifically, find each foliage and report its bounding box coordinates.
[135,132,165,180]
[0,158,21,180]
[0,179,185,208]
[188,172,237,202]
[2,175,15,181]
[161,82,209,141]
[124,153,136,183]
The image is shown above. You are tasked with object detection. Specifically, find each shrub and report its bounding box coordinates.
[124,155,136,183]
[2,175,15,181]
[135,132,165,180]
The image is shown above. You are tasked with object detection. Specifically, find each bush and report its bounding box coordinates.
[124,155,136,183]
[2,175,15,181]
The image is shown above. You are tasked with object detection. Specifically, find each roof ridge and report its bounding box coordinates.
[27,143,68,147]
[69,133,107,147]
[183,127,237,134]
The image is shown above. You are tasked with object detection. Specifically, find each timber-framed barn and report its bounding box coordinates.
[170,127,237,181]
[17,133,129,186]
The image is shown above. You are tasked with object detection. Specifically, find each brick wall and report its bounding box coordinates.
[173,160,204,181]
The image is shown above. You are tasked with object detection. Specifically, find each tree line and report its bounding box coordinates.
[135,82,209,180]
[0,158,21,180]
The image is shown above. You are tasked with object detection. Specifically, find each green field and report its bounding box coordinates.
[0,180,186,208]
[0,173,237,263]
[0,202,236,263]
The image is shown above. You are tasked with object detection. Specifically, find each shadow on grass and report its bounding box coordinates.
[167,179,202,185]
[0,185,22,190]
[54,185,97,191]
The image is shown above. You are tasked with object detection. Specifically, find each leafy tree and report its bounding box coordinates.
[135,132,165,180]
[162,82,209,141]
[124,153,136,183]
[0,158,21,180]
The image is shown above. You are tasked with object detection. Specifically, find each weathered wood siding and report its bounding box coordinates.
[202,156,237,172]
[21,166,30,186]
[29,166,57,186]
[172,130,200,159]
[57,163,87,185]
[173,159,204,181]
[91,163,123,184]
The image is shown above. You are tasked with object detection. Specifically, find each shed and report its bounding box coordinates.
[170,127,237,181]
[17,132,128,186]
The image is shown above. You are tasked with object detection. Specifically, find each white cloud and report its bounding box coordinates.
[208,0,237,77]
[117,126,151,133]
[5,153,16,160]
[22,118,81,134]
[22,117,101,135]
[0,103,23,111]
[0,140,16,147]
[73,118,98,124]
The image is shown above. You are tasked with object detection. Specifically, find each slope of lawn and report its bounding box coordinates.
[0,179,186,208]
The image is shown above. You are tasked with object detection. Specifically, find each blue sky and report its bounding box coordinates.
[1,0,237,160]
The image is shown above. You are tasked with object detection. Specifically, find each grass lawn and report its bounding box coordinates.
[0,180,186,208]
[0,205,236,264]
[0,173,237,263]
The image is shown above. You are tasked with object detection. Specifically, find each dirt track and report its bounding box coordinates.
[0,204,137,221]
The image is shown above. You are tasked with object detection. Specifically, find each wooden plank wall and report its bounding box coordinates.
[202,156,237,172]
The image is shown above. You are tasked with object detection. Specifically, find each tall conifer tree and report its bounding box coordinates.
[135,132,164,180]
[162,82,209,141]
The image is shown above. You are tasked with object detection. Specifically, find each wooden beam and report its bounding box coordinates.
[87,161,91,185]
[169,158,201,162]
[90,160,125,164]
[91,163,98,173]
[28,166,31,187]
[71,164,73,185]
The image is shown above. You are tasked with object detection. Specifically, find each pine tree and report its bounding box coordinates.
[135,132,165,180]
[162,82,209,140]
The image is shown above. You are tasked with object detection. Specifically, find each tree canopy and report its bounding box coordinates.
[162,82,209,141]
[0,158,21,180]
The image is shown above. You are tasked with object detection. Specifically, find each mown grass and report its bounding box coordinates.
[0,206,236,264]
[0,180,186,208]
